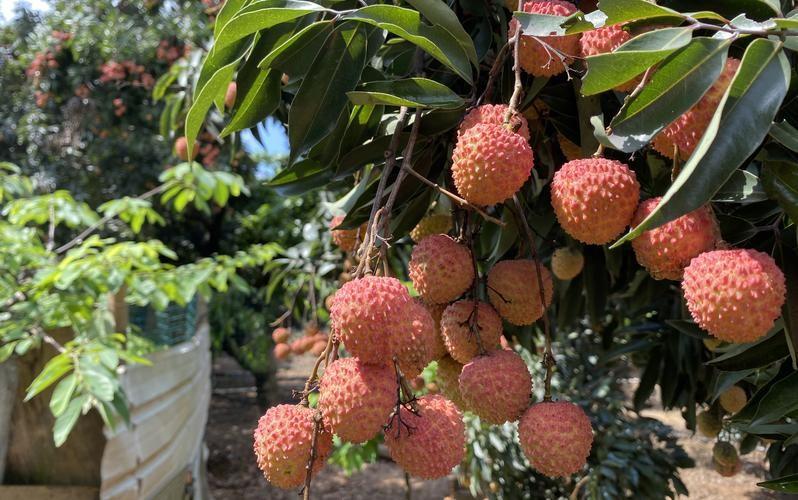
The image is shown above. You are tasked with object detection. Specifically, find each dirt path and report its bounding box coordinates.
[205,353,785,499]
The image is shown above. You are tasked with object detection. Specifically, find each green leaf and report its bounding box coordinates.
[582,27,693,96]
[267,159,332,194]
[0,342,17,363]
[258,21,334,75]
[221,69,280,138]
[214,0,328,51]
[53,394,87,447]
[713,169,768,203]
[706,327,789,371]
[770,120,798,152]
[599,37,731,153]
[347,78,464,109]
[777,243,798,370]
[758,474,798,493]
[613,39,790,246]
[25,354,71,401]
[83,366,116,402]
[185,59,241,159]
[667,0,780,21]
[762,160,798,222]
[288,24,369,161]
[403,0,478,65]
[513,12,596,36]
[214,0,249,38]
[751,372,798,424]
[598,0,685,24]
[49,374,77,417]
[344,5,473,84]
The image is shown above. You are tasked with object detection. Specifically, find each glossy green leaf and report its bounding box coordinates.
[267,159,332,195]
[582,27,693,95]
[185,58,240,159]
[214,0,328,51]
[770,120,798,152]
[258,21,333,73]
[667,0,780,21]
[404,0,478,65]
[343,5,473,84]
[222,70,280,137]
[214,0,249,38]
[53,394,87,447]
[751,372,798,424]
[25,353,71,401]
[49,373,77,417]
[706,328,789,371]
[762,160,798,222]
[613,39,790,246]
[513,12,596,36]
[598,0,684,24]
[759,474,798,493]
[288,24,369,161]
[599,37,731,153]
[347,78,464,109]
[713,169,768,203]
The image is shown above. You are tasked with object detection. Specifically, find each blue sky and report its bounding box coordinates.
[0,0,50,22]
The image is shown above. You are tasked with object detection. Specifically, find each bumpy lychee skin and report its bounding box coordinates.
[579,24,640,91]
[383,394,465,479]
[459,350,532,424]
[436,356,468,410]
[458,104,531,141]
[451,123,534,206]
[697,411,722,438]
[551,247,584,280]
[551,158,640,245]
[318,358,397,444]
[518,401,593,478]
[510,1,580,77]
[330,276,412,364]
[487,260,554,325]
[440,300,503,363]
[631,199,719,280]
[253,405,333,489]
[409,235,474,304]
[422,301,448,361]
[329,215,363,253]
[682,249,786,343]
[653,58,740,159]
[410,214,453,242]
[391,300,436,378]
[719,386,747,414]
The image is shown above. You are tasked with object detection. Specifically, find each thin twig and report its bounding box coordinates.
[504,0,525,123]
[381,108,423,240]
[569,474,590,500]
[475,42,510,107]
[302,413,322,500]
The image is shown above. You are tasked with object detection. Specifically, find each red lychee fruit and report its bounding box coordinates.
[330,276,412,364]
[550,157,640,245]
[653,58,741,160]
[421,301,448,361]
[551,247,584,280]
[309,340,327,357]
[510,1,580,77]
[273,343,291,360]
[436,355,468,410]
[458,104,531,141]
[451,123,534,206]
[318,358,397,443]
[518,401,593,478]
[224,81,237,108]
[459,350,532,424]
[682,249,785,343]
[271,327,290,344]
[383,394,465,479]
[631,199,719,280]
[253,404,333,489]
[391,300,437,378]
[410,213,453,242]
[290,338,308,355]
[440,300,503,363]
[487,260,553,325]
[174,136,199,161]
[330,215,365,253]
[579,24,640,91]
[408,234,474,304]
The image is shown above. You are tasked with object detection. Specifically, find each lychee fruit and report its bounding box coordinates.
[253,404,333,489]
[174,136,199,161]
[383,394,465,479]
[712,441,739,467]
[272,327,290,344]
[330,215,365,253]
[510,1,580,77]
[451,123,534,206]
[551,247,584,280]
[697,411,722,438]
[714,457,742,477]
[410,213,452,242]
[290,338,308,355]
[458,104,530,141]
[309,340,327,357]
[224,81,237,108]
[487,259,553,325]
[440,300,503,364]
[551,157,640,245]
[682,249,786,343]
[391,300,436,378]
[719,386,747,414]
[421,301,448,361]
[408,234,474,304]
[653,58,740,160]
[318,358,397,443]
[459,350,532,424]
[631,199,719,280]
[557,133,583,162]
[436,356,468,410]
[330,276,412,364]
[273,343,291,360]
[579,24,640,91]
[518,401,593,478]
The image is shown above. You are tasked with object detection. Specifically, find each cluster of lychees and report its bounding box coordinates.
[696,385,749,476]
[271,324,330,361]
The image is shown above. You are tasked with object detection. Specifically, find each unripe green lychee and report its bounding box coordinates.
[410,214,452,242]
[551,247,584,280]
[713,441,739,467]
[697,411,722,438]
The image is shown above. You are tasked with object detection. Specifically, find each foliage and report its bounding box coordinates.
[0,162,277,446]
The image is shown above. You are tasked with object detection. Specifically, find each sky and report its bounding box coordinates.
[0,0,50,23]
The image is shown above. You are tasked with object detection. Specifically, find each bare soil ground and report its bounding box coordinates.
[205,353,786,499]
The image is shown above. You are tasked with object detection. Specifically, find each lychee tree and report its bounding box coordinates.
[180,0,798,496]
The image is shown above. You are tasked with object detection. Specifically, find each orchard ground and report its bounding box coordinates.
[206,353,784,499]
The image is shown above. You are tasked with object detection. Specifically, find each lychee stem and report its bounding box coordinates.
[474,41,510,108]
[301,412,322,500]
[504,0,524,125]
